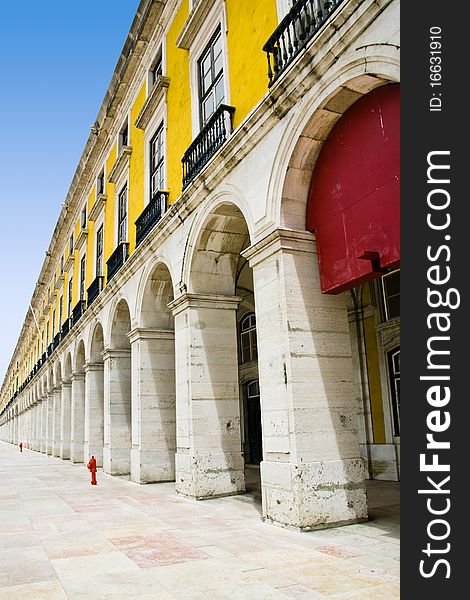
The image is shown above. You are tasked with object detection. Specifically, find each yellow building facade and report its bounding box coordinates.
[0,0,400,530]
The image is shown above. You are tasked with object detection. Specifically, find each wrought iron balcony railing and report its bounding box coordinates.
[72,300,86,325]
[182,104,235,188]
[53,332,61,350]
[106,242,129,282]
[135,191,169,247]
[61,317,72,338]
[87,276,104,306]
[263,0,343,87]
[47,343,53,357]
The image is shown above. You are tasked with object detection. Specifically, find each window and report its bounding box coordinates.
[240,313,258,364]
[97,169,105,196]
[46,321,49,345]
[381,270,400,320]
[79,256,86,301]
[118,186,128,243]
[60,256,64,275]
[96,225,104,276]
[388,348,400,436]
[150,124,165,198]
[81,206,87,230]
[119,119,129,151]
[69,233,74,253]
[52,310,56,337]
[198,28,224,127]
[68,278,73,317]
[58,296,63,329]
[150,49,163,88]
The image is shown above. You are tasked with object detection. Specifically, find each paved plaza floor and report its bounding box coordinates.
[0,441,399,599]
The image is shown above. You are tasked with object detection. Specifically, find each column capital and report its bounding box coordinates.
[61,381,72,389]
[127,328,175,344]
[241,228,316,267]
[84,362,104,373]
[168,293,242,317]
[71,371,86,382]
[101,348,131,361]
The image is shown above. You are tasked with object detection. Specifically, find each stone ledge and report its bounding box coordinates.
[107,146,132,184]
[176,0,219,50]
[135,76,170,130]
[89,193,107,222]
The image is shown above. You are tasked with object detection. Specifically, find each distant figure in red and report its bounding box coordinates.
[87,456,97,485]
[19,442,22,452]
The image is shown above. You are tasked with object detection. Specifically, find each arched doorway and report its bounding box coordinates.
[86,325,105,467]
[104,300,132,476]
[133,262,176,484]
[71,340,86,463]
[173,201,258,499]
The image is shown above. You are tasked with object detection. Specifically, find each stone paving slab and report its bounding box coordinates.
[0,442,399,599]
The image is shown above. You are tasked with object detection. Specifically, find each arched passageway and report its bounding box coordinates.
[85,326,105,467]
[104,301,132,475]
[132,262,176,483]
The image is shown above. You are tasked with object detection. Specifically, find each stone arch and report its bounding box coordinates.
[105,298,132,476]
[64,353,73,383]
[175,199,260,499]
[272,59,399,230]
[132,260,177,483]
[136,257,175,330]
[85,323,105,466]
[75,339,86,375]
[186,200,252,295]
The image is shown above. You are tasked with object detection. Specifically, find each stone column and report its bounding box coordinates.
[52,387,62,457]
[128,328,176,484]
[46,394,54,455]
[60,382,72,459]
[32,404,39,451]
[70,372,85,463]
[170,294,245,499]
[39,399,46,453]
[243,229,368,530]
[84,363,104,466]
[102,349,132,476]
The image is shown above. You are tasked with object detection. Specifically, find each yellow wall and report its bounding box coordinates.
[128,83,147,254]
[166,0,191,203]
[226,0,277,128]
[85,188,95,289]
[363,283,386,444]
[104,144,117,273]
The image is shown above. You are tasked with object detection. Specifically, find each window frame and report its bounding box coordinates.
[239,312,258,365]
[118,118,129,153]
[117,185,128,244]
[67,277,73,317]
[198,26,225,128]
[95,224,104,277]
[149,123,165,199]
[79,255,86,301]
[381,270,400,321]
[188,0,230,137]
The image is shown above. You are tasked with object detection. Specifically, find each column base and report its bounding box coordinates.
[46,442,53,455]
[261,458,368,531]
[84,442,103,467]
[175,452,245,499]
[52,442,61,458]
[103,445,130,476]
[131,448,175,484]
[360,443,400,481]
[59,443,70,460]
[70,442,85,463]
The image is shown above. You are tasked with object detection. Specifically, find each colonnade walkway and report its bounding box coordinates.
[0,441,399,599]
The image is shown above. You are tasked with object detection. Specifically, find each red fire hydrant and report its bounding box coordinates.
[19,442,22,453]
[87,455,97,485]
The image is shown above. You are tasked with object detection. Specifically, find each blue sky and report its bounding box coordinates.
[0,1,140,381]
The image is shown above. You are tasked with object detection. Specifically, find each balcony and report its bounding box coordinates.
[47,343,53,357]
[182,104,235,189]
[87,276,104,306]
[106,242,129,282]
[53,333,61,351]
[135,191,169,247]
[72,300,86,325]
[263,0,343,87]
[61,317,72,338]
